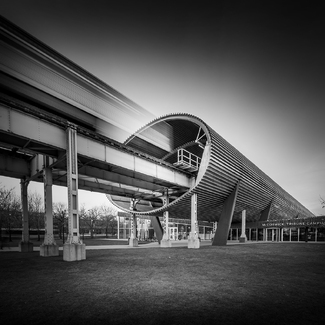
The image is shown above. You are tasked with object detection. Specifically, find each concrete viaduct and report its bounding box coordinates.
[0,16,314,261]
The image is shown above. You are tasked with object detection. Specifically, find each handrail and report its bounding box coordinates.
[176,148,201,171]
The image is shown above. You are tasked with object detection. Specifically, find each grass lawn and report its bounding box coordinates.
[0,243,325,325]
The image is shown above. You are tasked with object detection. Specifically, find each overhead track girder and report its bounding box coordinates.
[0,104,191,193]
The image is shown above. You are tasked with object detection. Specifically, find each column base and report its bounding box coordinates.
[40,243,59,257]
[239,235,247,243]
[63,243,86,261]
[18,241,33,252]
[188,237,200,249]
[129,238,138,247]
[160,239,172,248]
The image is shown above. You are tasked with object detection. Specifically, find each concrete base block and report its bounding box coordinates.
[18,241,33,252]
[188,238,200,249]
[160,239,172,248]
[40,244,59,257]
[239,236,247,243]
[129,238,138,247]
[63,243,86,262]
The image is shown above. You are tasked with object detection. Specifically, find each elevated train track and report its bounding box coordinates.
[0,95,192,201]
[0,15,191,206]
[0,14,314,233]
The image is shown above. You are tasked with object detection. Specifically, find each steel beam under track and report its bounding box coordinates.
[0,104,191,189]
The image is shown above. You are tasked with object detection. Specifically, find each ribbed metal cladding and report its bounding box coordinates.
[109,113,315,223]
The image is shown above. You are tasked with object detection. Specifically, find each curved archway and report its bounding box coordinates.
[107,114,212,217]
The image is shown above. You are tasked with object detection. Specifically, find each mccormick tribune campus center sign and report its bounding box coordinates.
[258,216,325,228]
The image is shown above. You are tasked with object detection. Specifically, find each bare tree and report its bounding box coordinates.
[7,194,21,238]
[99,205,117,238]
[0,184,21,245]
[321,196,325,209]
[80,205,102,238]
[78,204,87,239]
[53,202,67,243]
[28,191,44,241]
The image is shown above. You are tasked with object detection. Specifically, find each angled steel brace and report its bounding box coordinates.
[212,181,241,246]
[259,201,273,222]
[151,216,163,244]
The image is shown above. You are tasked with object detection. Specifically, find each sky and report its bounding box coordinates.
[1,0,324,215]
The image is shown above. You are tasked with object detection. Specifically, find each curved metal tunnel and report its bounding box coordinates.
[107,113,314,225]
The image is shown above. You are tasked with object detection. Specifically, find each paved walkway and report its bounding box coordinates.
[0,239,208,251]
[1,239,323,252]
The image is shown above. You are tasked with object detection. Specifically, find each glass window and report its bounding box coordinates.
[308,227,316,241]
[299,227,307,241]
[291,227,298,241]
[251,228,257,241]
[283,228,290,241]
[317,227,325,242]
[258,228,264,241]
[231,228,237,240]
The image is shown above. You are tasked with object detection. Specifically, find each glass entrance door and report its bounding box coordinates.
[267,229,279,241]
[169,227,178,240]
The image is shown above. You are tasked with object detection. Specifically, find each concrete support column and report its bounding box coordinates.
[117,216,120,239]
[129,213,138,247]
[161,191,171,247]
[123,219,126,239]
[188,192,200,248]
[40,167,59,256]
[160,210,171,247]
[19,180,33,252]
[239,210,247,243]
[63,124,86,261]
[129,199,138,247]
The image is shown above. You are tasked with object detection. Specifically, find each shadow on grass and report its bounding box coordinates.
[1,243,325,325]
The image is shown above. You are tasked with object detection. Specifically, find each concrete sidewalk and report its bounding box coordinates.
[0,239,211,251]
[2,239,321,252]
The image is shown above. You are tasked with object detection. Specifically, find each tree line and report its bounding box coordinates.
[0,184,118,243]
